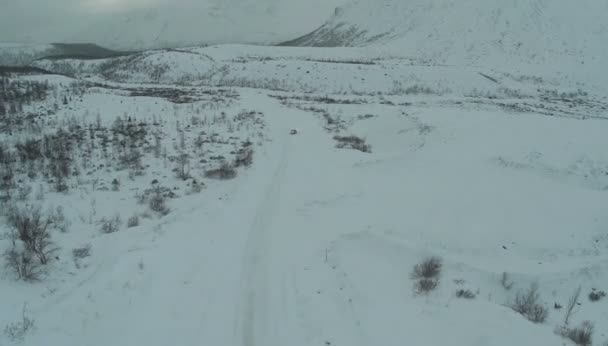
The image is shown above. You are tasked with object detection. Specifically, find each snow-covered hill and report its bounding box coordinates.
[2,2,608,345]
[282,0,608,68]
[0,43,127,66]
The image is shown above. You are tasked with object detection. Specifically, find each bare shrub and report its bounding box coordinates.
[234,147,253,167]
[4,304,36,342]
[3,247,44,282]
[7,206,56,264]
[456,289,476,299]
[72,244,91,269]
[510,283,548,323]
[72,244,91,259]
[100,214,121,234]
[588,290,606,302]
[415,278,438,294]
[127,214,140,228]
[205,162,237,180]
[411,256,442,280]
[557,321,594,346]
[334,135,372,153]
[149,190,170,215]
[411,256,442,294]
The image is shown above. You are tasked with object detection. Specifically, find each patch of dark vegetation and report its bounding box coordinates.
[0,74,88,133]
[272,94,367,105]
[588,289,606,302]
[234,147,253,168]
[99,214,122,234]
[127,86,238,104]
[455,289,476,299]
[556,321,594,346]
[43,43,133,60]
[334,135,372,153]
[302,57,376,65]
[205,161,237,180]
[411,256,442,294]
[3,206,57,281]
[510,283,549,324]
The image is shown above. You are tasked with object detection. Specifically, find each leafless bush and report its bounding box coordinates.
[127,214,140,228]
[557,321,594,346]
[334,135,372,153]
[100,214,121,234]
[72,244,91,260]
[7,206,56,264]
[510,283,548,323]
[411,256,442,280]
[149,188,170,216]
[415,278,438,294]
[3,247,44,282]
[205,162,237,180]
[234,147,254,167]
[455,289,476,299]
[411,256,442,294]
[4,303,36,342]
[588,289,606,302]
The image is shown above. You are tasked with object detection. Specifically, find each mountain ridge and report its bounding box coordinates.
[280,0,608,68]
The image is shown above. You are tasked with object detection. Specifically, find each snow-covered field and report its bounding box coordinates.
[2,2,608,343]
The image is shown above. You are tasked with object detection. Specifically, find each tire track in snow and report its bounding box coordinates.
[237,128,291,346]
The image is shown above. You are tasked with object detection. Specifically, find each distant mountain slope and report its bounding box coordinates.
[0,42,129,66]
[281,0,608,67]
[64,0,347,51]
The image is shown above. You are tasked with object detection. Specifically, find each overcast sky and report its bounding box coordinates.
[0,0,347,48]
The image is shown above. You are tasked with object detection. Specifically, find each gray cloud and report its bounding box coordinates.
[0,0,347,48]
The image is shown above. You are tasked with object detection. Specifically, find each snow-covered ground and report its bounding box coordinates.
[2,3,608,342]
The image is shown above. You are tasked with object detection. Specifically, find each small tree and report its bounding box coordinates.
[8,206,56,265]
